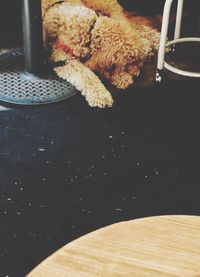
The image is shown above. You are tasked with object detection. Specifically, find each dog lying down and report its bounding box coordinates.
[43,1,160,108]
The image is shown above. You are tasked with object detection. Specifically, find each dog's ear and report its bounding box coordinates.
[89,16,144,72]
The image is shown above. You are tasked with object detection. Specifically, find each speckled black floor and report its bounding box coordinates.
[0,78,200,276]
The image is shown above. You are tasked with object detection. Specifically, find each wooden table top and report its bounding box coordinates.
[27,215,200,277]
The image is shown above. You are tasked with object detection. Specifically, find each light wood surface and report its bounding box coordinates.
[27,215,200,277]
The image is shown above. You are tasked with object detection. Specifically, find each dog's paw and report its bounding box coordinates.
[126,64,142,77]
[86,91,113,108]
[111,72,134,89]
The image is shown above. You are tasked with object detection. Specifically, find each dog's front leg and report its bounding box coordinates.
[54,59,113,108]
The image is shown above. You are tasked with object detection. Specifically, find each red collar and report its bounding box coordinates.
[55,38,80,59]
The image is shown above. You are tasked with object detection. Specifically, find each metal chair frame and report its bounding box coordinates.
[156,0,200,82]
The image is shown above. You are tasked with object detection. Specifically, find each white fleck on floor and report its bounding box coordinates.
[0,106,10,111]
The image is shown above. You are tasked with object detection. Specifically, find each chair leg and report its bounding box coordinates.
[174,0,184,40]
[156,0,174,83]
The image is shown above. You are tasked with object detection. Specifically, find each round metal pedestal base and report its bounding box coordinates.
[0,49,77,105]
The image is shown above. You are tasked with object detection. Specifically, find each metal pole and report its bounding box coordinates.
[22,0,45,76]
[156,0,174,82]
[157,0,174,71]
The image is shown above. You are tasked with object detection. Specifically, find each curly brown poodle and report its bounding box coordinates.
[43,0,160,108]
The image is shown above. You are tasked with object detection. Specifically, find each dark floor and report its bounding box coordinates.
[1,78,200,276]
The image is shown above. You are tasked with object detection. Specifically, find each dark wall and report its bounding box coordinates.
[119,0,165,15]
[119,0,199,15]
[0,0,22,47]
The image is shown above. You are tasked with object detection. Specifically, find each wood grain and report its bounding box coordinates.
[27,215,200,277]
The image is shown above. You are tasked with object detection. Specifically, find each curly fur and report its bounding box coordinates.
[43,0,160,108]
